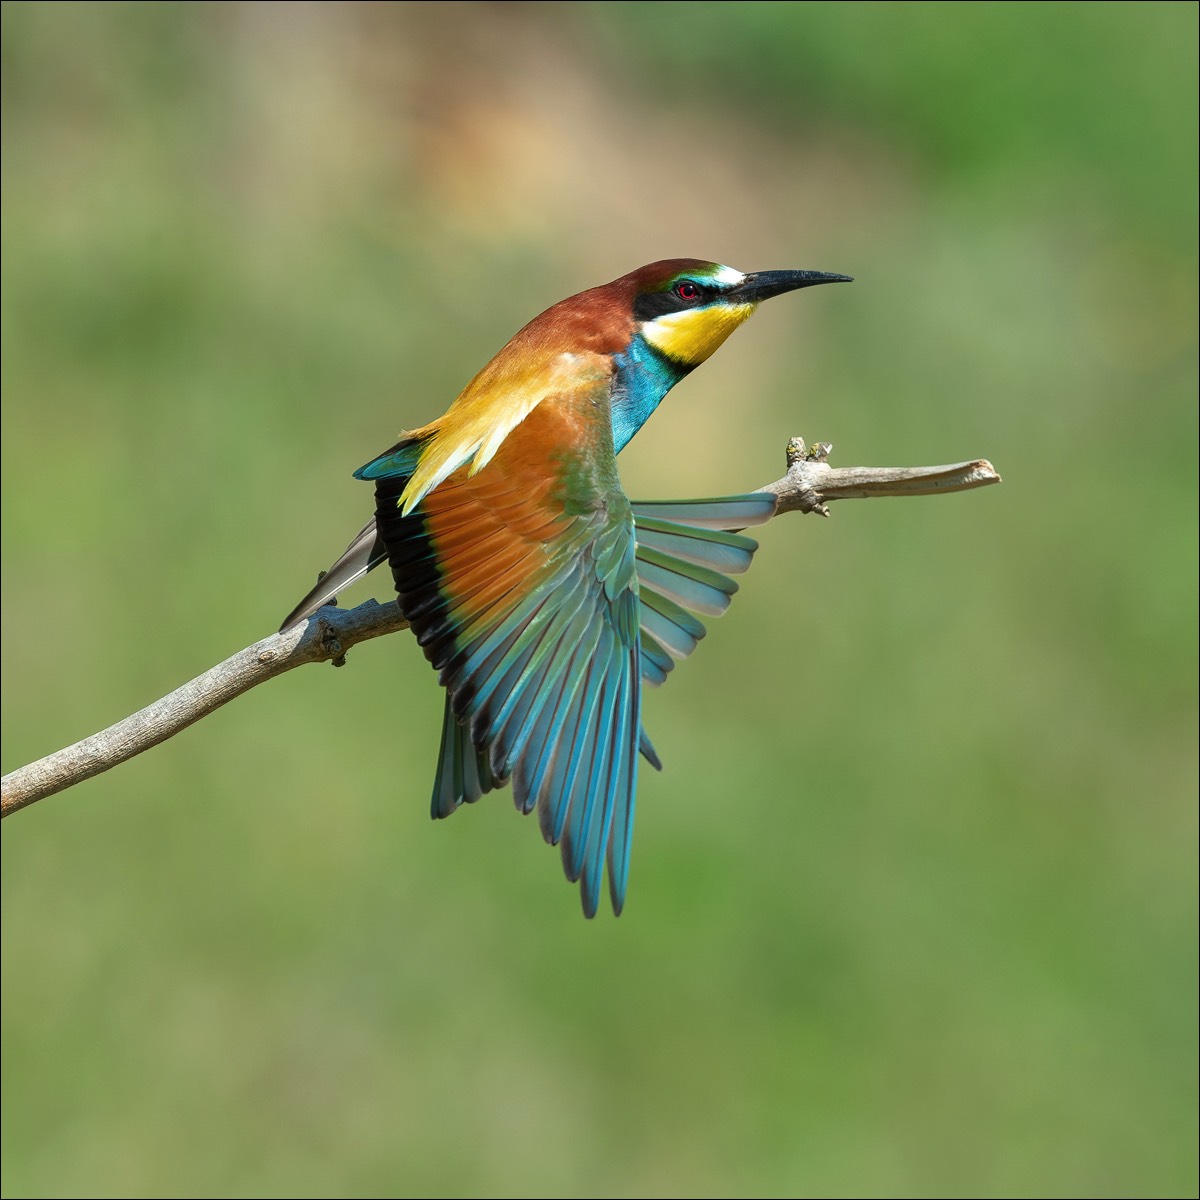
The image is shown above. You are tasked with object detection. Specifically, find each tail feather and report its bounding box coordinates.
[432,692,500,818]
[279,519,386,631]
[279,437,428,632]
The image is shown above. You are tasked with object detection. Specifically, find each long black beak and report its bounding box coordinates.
[733,269,853,303]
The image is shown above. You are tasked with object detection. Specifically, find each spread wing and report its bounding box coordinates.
[411,490,777,917]
[277,352,778,916]
[371,389,643,917]
[629,495,776,687]
[279,488,778,913]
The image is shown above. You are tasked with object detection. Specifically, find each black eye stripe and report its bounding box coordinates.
[632,281,714,322]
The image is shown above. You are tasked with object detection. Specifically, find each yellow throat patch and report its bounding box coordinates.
[641,302,758,366]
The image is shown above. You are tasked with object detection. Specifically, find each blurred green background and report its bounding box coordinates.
[2,2,1196,1196]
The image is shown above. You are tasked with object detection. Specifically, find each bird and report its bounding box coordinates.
[281,259,851,916]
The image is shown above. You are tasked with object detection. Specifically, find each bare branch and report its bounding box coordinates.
[1,441,1000,818]
[1,602,410,817]
[760,437,1001,517]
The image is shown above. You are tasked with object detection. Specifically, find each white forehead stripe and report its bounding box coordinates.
[712,264,745,285]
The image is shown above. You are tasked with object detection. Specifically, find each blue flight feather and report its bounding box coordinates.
[630,494,777,529]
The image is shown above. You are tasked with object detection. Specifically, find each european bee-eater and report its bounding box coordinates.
[283,259,850,916]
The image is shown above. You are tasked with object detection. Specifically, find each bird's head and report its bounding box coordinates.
[625,259,852,368]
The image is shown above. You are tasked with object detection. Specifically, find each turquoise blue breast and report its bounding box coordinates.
[609,334,689,454]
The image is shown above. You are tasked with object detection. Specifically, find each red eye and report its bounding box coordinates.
[674,281,700,301]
